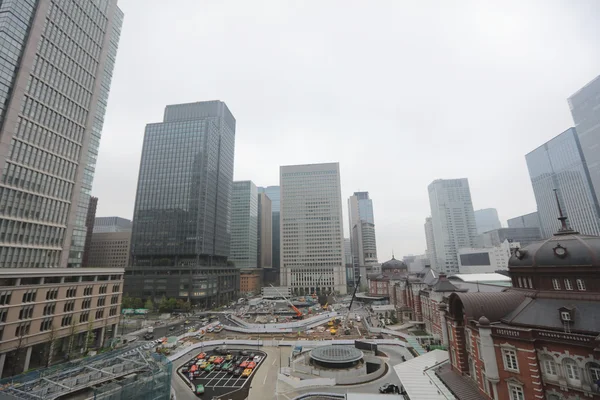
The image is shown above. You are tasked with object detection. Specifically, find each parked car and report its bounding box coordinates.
[204,363,215,373]
[242,368,252,378]
[249,353,256,359]
[199,362,209,370]
[196,352,207,359]
[379,383,400,394]
[253,356,262,362]
[208,356,217,363]
[240,350,249,356]
[247,361,256,369]
[225,354,233,361]
[240,361,249,368]
[195,384,204,395]
[232,367,242,376]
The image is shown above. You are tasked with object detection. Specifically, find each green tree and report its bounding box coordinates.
[144,298,154,311]
[84,316,96,353]
[132,298,143,309]
[67,316,78,360]
[45,323,58,367]
[121,295,133,309]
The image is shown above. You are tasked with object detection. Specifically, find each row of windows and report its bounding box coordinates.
[45,19,99,79]
[0,186,69,225]
[0,217,65,247]
[49,0,107,56]
[0,247,61,269]
[552,278,585,291]
[2,161,74,201]
[10,137,76,182]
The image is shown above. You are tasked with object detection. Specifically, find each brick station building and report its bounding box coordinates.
[437,217,600,400]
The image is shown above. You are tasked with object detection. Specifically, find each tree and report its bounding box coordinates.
[121,295,133,309]
[11,324,27,376]
[144,298,154,311]
[67,316,78,360]
[84,316,96,353]
[45,323,58,367]
[132,298,143,309]
[227,260,236,267]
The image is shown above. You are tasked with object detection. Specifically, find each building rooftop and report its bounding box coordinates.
[435,362,486,400]
[0,267,124,277]
[310,345,363,364]
[393,349,454,399]
[448,291,526,322]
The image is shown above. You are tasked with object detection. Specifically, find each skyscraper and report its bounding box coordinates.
[424,217,436,269]
[344,237,354,286]
[525,127,600,237]
[258,186,280,282]
[81,197,98,268]
[127,101,239,307]
[569,75,600,202]
[230,181,258,268]
[507,211,543,232]
[474,208,502,234]
[280,163,346,295]
[0,0,123,268]
[428,178,478,274]
[348,192,378,282]
[257,192,272,269]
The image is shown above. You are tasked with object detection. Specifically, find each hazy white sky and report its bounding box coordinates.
[94,0,600,259]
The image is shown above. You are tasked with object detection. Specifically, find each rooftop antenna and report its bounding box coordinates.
[553,189,569,232]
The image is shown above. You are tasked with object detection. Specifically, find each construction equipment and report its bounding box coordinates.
[270,285,303,319]
[344,275,361,335]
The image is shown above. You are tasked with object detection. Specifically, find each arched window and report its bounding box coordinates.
[576,279,586,291]
[564,279,573,291]
[541,357,558,378]
[564,359,581,385]
[587,361,600,383]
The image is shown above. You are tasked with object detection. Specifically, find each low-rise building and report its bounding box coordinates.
[88,231,132,268]
[457,240,516,274]
[0,268,123,378]
[240,269,261,295]
[261,286,292,299]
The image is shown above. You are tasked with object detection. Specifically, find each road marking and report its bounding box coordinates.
[263,372,268,384]
[272,358,277,365]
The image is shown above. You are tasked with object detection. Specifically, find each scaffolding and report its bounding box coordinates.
[0,345,172,400]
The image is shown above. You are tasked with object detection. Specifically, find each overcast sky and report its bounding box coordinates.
[94,0,600,259]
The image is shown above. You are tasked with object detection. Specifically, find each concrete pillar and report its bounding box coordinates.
[23,346,32,372]
[478,316,499,381]
[0,353,6,377]
[438,303,449,346]
[99,326,106,348]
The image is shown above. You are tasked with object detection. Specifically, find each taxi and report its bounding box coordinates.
[242,368,252,378]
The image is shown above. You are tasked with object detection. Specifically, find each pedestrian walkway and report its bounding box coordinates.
[405,336,427,355]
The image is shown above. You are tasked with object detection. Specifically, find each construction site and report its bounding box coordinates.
[0,345,172,400]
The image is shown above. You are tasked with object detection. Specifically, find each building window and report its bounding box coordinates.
[97,296,106,307]
[560,311,572,322]
[81,298,92,309]
[0,309,6,322]
[18,305,34,320]
[564,279,573,291]
[543,359,558,376]
[0,291,11,305]
[518,277,523,288]
[590,365,600,382]
[111,295,119,305]
[61,314,73,327]
[95,309,104,319]
[448,323,453,341]
[109,306,117,316]
[481,371,490,395]
[99,285,107,294]
[46,288,58,300]
[477,340,483,360]
[503,349,519,372]
[64,300,75,312]
[112,284,120,293]
[565,359,581,382]
[79,312,89,323]
[527,277,533,288]
[40,318,53,332]
[576,279,586,291]
[552,279,560,290]
[508,384,524,400]
[15,323,31,336]
[22,290,37,303]
[0,327,3,341]
[83,286,93,296]
[43,303,56,316]
[66,287,77,298]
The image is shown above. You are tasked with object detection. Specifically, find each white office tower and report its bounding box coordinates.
[280,163,347,295]
[348,191,379,279]
[424,217,437,269]
[428,179,478,274]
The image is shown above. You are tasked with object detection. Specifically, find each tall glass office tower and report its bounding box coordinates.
[348,191,378,282]
[127,101,239,306]
[257,186,280,282]
[0,0,123,268]
[525,127,600,238]
[230,180,258,268]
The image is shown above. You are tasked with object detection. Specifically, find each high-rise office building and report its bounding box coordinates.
[569,75,600,203]
[127,101,239,307]
[507,211,543,232]
[81,196,98,267]
[475,227,542,248]
[230,181,258,268]
[344,237,354,286]
[474,208,502,234]
[88,230,131,269]
[424,217,436,269]
[258,186,280,282]
[348,191,378,282]
[0,0,123,268]
[280,163,346,295]
[428,178,478,274]
[525,127,600,238]
[93,216,132,233]
[257,192,272,269]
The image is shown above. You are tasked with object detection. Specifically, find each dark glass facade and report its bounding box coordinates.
[126,101,238,306]
[258,186,280,283]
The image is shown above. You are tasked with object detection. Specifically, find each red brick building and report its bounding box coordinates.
[368,256,408,300]
[437,220,600,400]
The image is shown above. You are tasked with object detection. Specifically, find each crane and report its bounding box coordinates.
[344,275,361,335]
[269,284,303,319]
